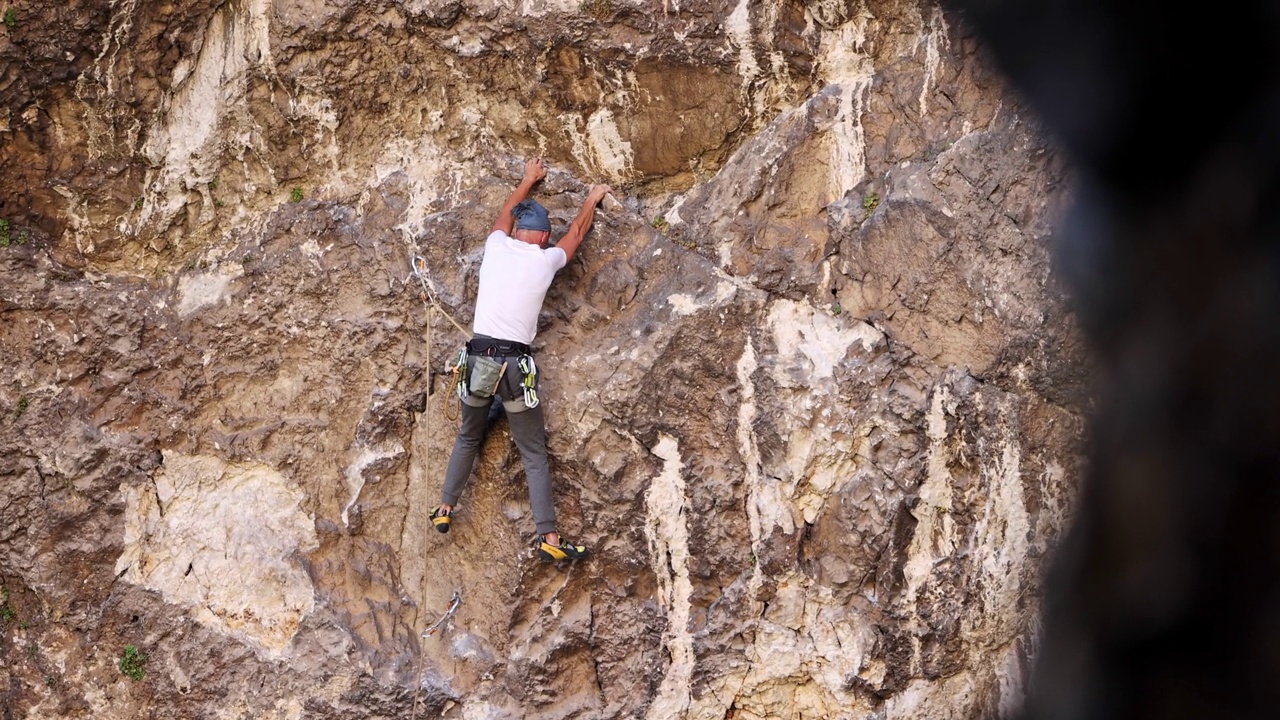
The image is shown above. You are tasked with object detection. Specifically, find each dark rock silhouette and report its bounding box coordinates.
[946,1,1280,718]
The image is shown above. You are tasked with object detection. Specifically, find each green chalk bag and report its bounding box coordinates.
[468,356,505,398]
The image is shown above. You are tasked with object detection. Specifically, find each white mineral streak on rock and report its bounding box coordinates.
[374,136,467,228]
[903,386,959,603]
[560,113,594,176]
[115,452,318,657]
[762,299,883,529]
[664,195,687,226]
[804,589,877,698]
[767,299,881,381]
[820,16,874,199]
[585,108,635,182]
[972,398,1031,621]
[176,268,242,317]
[726,576,871,720]
[290,91,341,175]
[645,434,695,720]
[247,0,274,67]
[1039,459,1067,536]
[996,640,1028,718]
[919,6,950,118]
[737,339,764,560]
[89,0,140,97]
[517,0,579,18]
[727,0,760,94]
[52,184,96,256]
[885,674,979,720]
[342,440,405,528]
[667,280,738,317]
[137,4,268,232]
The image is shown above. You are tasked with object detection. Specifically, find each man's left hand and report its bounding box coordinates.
[524,158,548,184]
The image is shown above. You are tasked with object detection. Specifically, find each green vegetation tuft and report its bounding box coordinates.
[289,187,303,203]
[863,191,880,215]
[650,215,669,233]
[0,218,9,246]
[119,645,146,681]
[0,588,15,624]
[4,8,16,29]
[579,0,611,19]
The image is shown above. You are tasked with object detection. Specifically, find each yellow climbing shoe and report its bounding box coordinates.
[536,535,588,562]
[430,506,451,534]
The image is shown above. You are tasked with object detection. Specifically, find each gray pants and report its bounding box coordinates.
[440,353,557,534]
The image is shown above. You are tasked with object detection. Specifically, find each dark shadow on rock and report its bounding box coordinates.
[942,1,1280,718]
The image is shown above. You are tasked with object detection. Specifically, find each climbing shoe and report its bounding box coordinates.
[536,534,589,562]
[430,506,452,534]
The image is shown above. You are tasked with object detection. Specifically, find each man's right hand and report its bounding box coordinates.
[524,158,548,184]
[587,184,613,204]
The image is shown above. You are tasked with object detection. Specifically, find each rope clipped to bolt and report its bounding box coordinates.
[410,590,464,720]
[408,255,472,421]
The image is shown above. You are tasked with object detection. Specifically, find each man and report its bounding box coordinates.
[431,158,612,562]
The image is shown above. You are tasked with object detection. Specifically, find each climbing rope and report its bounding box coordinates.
[407,252,470,720]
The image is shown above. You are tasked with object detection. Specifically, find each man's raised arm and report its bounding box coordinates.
[554,184,613,263]
[492,158,548,235]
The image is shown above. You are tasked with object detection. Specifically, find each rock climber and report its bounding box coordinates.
[431,157,612,562]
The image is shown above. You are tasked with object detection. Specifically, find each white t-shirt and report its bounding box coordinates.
[472,230,568,344]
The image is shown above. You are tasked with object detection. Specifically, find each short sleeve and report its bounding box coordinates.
[544,246,568,270]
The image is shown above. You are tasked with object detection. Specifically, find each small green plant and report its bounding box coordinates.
[16,228,28,245]
[119,645,146,681]
[579,0,611,19]
[289,187,303,203]
[0,588,15,624]
[134,197,144,210]
[13,396,28,420]
[830,303,842,316]
[862,191,880,215]
[650,215,669,233]
[4,8,16,29]
[0,218,10,247]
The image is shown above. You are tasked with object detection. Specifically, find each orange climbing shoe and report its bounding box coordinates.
[430,506,452,534]
[536,534,589,562]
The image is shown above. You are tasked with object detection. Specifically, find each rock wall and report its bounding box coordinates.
[0,0,1086,718]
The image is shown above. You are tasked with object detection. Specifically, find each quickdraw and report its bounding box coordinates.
[518,354,539,408]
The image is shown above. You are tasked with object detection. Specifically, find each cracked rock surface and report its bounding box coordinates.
[0,0,1086,717]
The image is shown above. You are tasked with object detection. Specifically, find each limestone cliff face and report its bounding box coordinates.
[0,1,1085,718]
